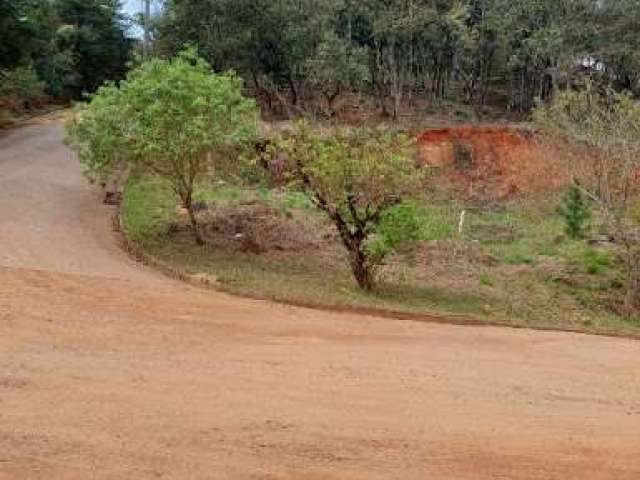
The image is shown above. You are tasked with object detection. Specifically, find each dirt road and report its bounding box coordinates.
[1,121,639,479]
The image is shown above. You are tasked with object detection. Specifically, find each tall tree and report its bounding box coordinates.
[157,0,640,117]
[54,0,132,96]
[0,0,39,69]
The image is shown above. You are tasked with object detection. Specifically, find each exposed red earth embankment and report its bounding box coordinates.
[418,125,569,200]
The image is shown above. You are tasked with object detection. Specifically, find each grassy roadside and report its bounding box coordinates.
[121,174,640,336]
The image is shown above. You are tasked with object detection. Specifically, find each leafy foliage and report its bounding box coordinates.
[53,0,132,96]
[1,0,131,100]
[305,31,370,116]
[0,66,47,112]
[367,202,426,264]
[66,49,258,244]
[264,123,426,290]
[158,0,640,117]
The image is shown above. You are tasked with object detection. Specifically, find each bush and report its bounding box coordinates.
[368,202,426,262]
[0,66,47,113]
[66,49,258,244]
[580,248,612,275]
[558,183,591,239]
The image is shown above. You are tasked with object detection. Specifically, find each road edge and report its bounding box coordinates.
[113,204,640,340]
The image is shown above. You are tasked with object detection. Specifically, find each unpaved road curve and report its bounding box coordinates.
[1,121,639,480]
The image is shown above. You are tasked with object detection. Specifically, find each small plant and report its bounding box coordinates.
[367,202,426,264]
[580,248,612,275]
[557,183,591,239]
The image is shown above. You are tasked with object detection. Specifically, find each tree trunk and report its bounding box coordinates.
[327,88,340,117]
[349,247,373,291]
[287,75,298,106]
[183,194,204,246]
[342,232,374,291]
[393,91,401,121]
[334,220,374,291]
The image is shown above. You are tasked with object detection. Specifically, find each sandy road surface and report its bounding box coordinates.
[1,121,639,480]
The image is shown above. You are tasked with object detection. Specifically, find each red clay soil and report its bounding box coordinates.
[418,125,569,200]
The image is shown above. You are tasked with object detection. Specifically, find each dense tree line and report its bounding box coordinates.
[0,0,131,108]
[157,0,640,118]
[2,0,639,119]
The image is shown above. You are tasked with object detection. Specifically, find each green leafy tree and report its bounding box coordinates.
[589,0,640,95]
[66,49,258,244]
[305,31,370,117]
[54,0,132,96]
[452,0,500,117]
[264,123,425,290]
[1,0,132,100]
[161,0,328,110]
[0,0,38,69]
[157,0,640,117]
[24,1,76,98]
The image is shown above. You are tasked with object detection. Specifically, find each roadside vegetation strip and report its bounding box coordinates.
[118,175,640,338]
[117,201,479,328]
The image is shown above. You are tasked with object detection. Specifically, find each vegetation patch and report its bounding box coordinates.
[121,175,640,336]
[61,45,640,338]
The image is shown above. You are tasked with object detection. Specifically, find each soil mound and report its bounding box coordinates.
[417,125,568,200]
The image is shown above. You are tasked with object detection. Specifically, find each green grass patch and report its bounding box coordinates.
[121,176,176,243]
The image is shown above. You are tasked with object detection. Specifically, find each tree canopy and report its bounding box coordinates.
[1,0,132,101]
[264,124,425,289]
[158,0,640,117]
[66,50,258,244]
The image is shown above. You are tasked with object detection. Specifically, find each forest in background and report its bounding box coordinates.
[0,0,130,122]
[155,0,640,119]
[2,0,640,122]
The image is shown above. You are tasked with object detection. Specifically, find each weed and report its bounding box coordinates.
[478,273,495,287]
[579,248,612,275]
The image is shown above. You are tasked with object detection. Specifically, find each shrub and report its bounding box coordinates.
[367,202,426,263]
[558,183,591,239]
[0,66,46,113]
[66,49,258,244]
[581,248,612,275]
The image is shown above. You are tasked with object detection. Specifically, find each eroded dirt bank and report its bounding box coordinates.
[1,122,639,479]
[418,125,569,199]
